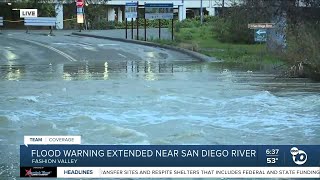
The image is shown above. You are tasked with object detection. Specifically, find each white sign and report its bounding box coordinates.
[145,3,173,20]
[77,14,84,23]
[20,9,38,18]
[248,23,275,29]
[125,2,138,19]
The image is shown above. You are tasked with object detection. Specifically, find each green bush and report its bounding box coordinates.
[172,16,217,33]
[115,21,126,29]
[63,17,78,29]
[174,22,181,32]
[88,20,120,30]
[109,19,172,29]
[194,15,219,24]
[174,33,183,43]
[199,26,211,39]
[211,16,252,43]
[181,31,193,40]
[210,6,273,44]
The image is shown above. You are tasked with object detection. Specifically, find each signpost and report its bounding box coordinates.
[125,2,138,40]
[248,23,275,43]
[125,2,138,19]
[145,3,173,20]
[254,29,267,42]
[248,23,275,29]
[248,23,275,61]
[76,0,84,32]
[144,3,174,40]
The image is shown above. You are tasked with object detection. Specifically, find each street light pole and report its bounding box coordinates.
[222,0,225,17]
[200,0,203,25]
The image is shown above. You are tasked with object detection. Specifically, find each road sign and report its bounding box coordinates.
[76,0,84,8]
[77,14,84,23]
[255,29,267,42]
[145,3,173,20]
[77,7,83,14]
[125,2,138,19]
[20,9,38,18]
[248,23,275,29]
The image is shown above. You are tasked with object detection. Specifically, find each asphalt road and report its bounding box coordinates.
[0,30,195,66]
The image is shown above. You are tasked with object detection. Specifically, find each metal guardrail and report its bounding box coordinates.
[24,17,56,35]
[24,17,56,26]
[0,17,3,26]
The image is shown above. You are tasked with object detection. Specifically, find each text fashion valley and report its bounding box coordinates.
[32,159,78,164]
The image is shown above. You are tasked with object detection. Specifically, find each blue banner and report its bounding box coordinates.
[126,2,138,6]
[145,3,173,8]
[20,145,320,167]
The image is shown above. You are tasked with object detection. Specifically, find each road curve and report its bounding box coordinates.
[0,30,197,66]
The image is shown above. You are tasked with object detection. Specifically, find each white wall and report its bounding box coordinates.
[100,0,241,22]
[55,3,64,29]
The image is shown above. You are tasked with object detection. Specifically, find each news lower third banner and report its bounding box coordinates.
[20,144,320,178]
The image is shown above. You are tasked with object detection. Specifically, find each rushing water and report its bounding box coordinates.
[0,60,320,179]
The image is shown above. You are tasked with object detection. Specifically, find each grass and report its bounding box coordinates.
[152,17,320,80]
[152,25,283,66]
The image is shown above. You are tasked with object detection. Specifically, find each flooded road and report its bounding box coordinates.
[1,61,320,179]
[0,33,320,179]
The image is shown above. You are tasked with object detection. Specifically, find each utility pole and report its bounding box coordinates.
[222,0,225,17]
[200,0,203,25]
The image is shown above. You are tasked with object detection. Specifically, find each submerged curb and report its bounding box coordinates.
[72,32,217,62]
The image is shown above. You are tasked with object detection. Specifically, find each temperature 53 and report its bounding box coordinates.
[267,157,279,164]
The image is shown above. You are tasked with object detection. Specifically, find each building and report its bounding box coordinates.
[0,0,314,29]
[2,0,239,29]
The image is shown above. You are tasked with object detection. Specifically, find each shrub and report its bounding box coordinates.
[182,31,193,40]
[64,18,78,29]
[194,15,218,22]
[210,5,274,44]
[174,21,181,32]
[211,16,252,43]
[283,22,320,79]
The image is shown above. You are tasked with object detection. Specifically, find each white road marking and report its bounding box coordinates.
[52,42,66,45]
[80,42,93,46]
[20,39,77,62]
[81,45,97,51]
[52,42,97,51]
[3,49,19,60]
[98,44,119,47]
[118,53,127,58]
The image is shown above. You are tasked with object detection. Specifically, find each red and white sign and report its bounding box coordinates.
[76,0,84,7]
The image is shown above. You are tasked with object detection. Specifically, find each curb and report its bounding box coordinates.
[72,32,218,62]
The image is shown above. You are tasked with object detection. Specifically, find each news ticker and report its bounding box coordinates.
[20,167,320,178]
[20,136,320,178]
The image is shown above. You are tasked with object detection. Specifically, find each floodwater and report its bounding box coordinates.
[0,60,319,179]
